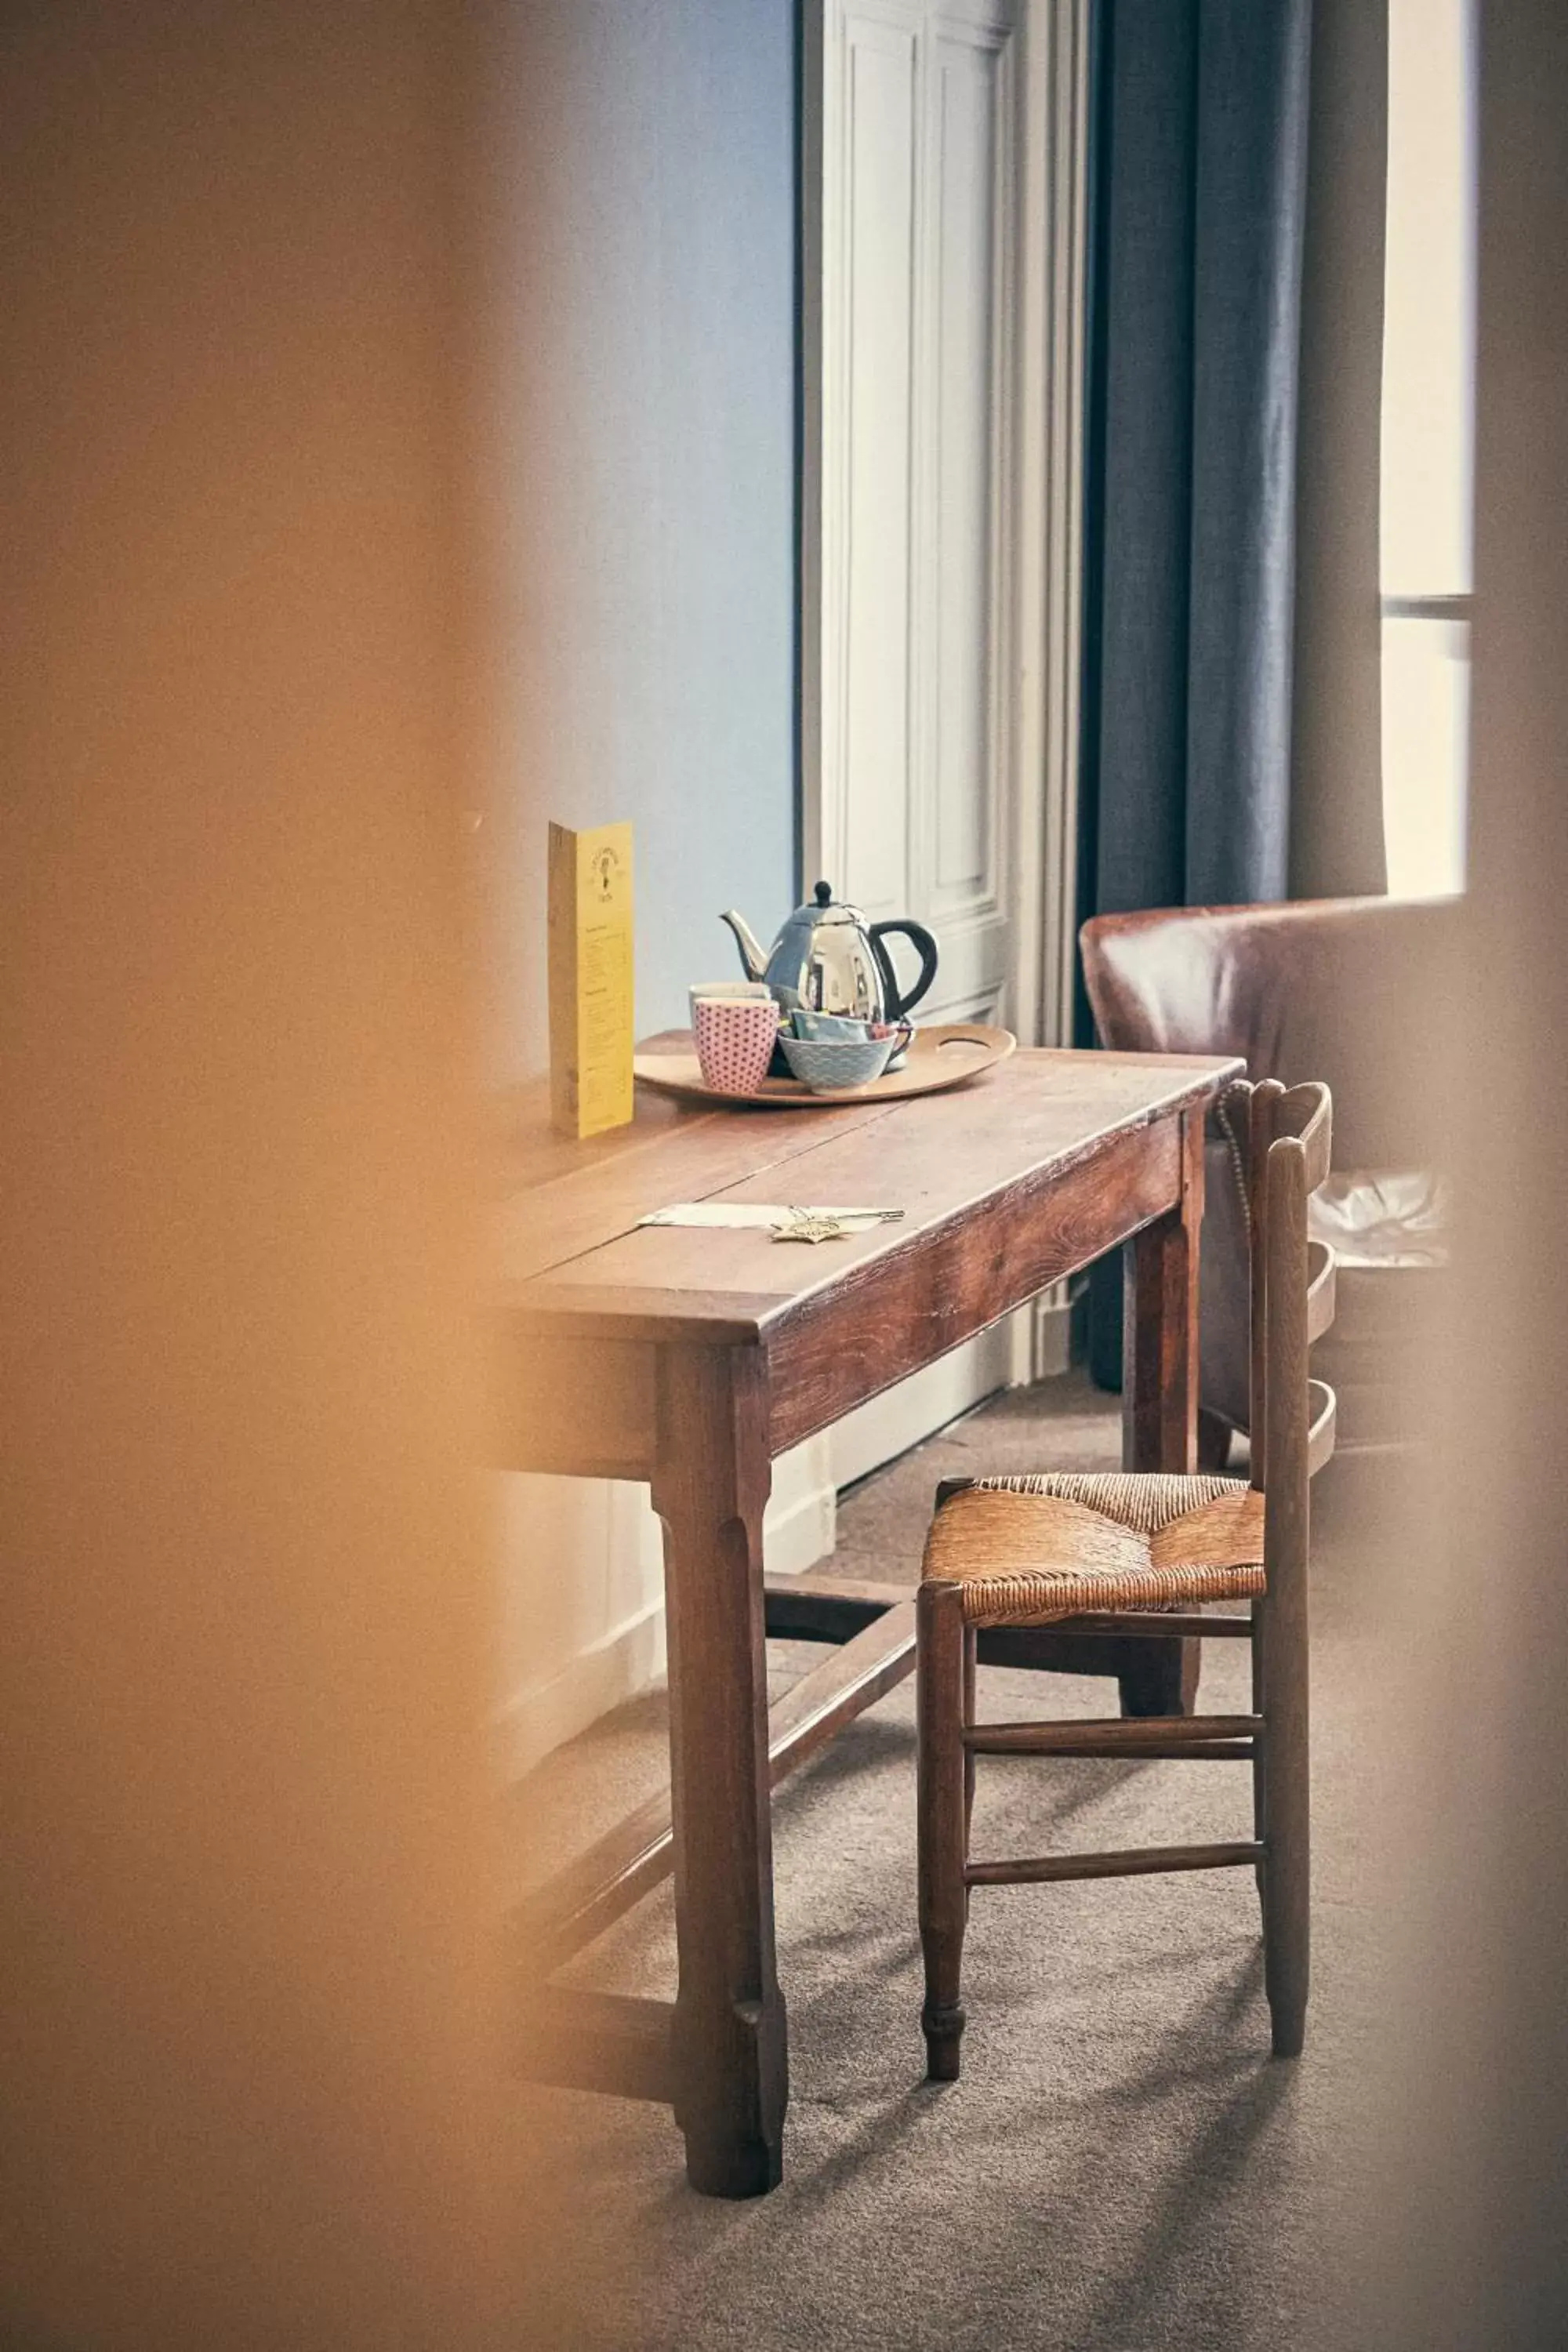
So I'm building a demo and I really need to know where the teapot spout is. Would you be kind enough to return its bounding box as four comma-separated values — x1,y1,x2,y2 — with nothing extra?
720,909,769,982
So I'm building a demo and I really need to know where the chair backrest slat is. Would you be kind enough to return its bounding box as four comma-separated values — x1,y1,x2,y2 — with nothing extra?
1306,1379,1338,1479
1231,1077,1335,1510
1305,1240,1336,1345
1277,1083,1333,1193
1250,1079,1337,1610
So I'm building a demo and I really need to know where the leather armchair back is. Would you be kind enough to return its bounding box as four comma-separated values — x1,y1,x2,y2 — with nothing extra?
1081,895,1462,1171
1080,895,1461,1445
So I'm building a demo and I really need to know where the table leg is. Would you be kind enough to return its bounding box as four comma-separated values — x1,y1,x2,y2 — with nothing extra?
1120,1109,1204,1716
651,1342,787,2198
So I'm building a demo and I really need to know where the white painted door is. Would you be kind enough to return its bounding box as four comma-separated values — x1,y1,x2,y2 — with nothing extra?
804,0,1025,1476
805,0,1018,1027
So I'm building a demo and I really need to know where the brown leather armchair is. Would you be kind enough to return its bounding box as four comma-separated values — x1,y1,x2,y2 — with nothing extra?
1080,895,1460,1457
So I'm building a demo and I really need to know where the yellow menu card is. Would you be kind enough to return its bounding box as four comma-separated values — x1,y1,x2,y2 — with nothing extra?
548,820,634,1138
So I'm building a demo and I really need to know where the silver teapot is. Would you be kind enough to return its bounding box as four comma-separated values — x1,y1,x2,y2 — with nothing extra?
720,880,938,1025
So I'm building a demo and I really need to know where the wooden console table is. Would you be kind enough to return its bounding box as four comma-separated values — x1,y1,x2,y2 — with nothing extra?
500,1042,1242,2198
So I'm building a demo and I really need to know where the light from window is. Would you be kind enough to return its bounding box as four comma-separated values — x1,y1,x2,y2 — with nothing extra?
1381,0,1476,897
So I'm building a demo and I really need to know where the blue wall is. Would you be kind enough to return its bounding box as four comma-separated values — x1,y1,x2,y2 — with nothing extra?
479,0,798,1061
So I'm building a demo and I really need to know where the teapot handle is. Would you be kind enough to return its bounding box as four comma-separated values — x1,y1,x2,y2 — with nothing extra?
869,919,939,1020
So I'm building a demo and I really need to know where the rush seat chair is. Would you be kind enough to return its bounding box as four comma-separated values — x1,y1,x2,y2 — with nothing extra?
916,1080,1336,2078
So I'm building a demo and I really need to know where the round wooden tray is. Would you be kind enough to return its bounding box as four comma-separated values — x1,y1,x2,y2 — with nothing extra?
633,1021,1017,1109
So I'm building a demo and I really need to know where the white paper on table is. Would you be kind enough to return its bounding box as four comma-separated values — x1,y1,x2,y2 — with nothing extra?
637,1202,903,1231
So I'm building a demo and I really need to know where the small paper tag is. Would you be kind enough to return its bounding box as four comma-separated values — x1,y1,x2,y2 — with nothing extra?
637,1203,904,1232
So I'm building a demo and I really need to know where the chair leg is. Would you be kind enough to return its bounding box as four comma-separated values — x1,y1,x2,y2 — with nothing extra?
1258,1585,1311,2057
1197,1406,1233,1473
962,1625,977,1849
1250,1606,1268,1927
1117,1634,1201,1719
918,1584,970,2082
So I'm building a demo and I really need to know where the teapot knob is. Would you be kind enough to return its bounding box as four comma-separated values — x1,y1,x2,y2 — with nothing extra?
813,879,833,906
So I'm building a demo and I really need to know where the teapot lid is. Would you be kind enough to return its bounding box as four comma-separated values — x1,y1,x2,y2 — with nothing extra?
802,878,862,925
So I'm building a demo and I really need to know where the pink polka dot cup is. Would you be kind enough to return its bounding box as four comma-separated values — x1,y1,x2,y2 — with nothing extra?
692,990,781,1094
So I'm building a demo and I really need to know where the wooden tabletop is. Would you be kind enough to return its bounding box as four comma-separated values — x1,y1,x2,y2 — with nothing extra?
499,1040,1242,1345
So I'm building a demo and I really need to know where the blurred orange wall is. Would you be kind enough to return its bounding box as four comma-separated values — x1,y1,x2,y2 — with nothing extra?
0,7,518,2345
1359,0,1568,2341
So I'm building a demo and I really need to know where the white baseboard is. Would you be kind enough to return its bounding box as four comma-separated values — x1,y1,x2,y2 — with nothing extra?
1029,1278,1084,1377
763,1478,837,1577
761,1432,837,1577
499,1436,837,1783
497,1592,667,1784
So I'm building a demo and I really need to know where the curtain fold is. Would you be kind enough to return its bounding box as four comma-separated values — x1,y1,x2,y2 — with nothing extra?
1082,0,1314,928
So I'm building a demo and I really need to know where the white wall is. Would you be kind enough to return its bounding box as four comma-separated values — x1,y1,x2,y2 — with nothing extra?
475,0,798,1045
472,0,814,1777
495,1451,836,1783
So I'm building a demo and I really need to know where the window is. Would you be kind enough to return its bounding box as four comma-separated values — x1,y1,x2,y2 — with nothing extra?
1380,0,1478,897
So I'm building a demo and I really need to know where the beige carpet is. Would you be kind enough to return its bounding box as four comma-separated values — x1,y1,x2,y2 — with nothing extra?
505,1373,1388,2351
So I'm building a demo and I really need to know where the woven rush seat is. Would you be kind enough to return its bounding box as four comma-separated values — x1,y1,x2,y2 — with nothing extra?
920,1473,1266,1628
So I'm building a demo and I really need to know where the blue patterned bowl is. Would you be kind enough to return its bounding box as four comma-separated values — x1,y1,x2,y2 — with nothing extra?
779,1032,897,1093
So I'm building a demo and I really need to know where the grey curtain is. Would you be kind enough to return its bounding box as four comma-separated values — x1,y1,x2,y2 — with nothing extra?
1080,0,1315,1385
1080,0,1314,927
